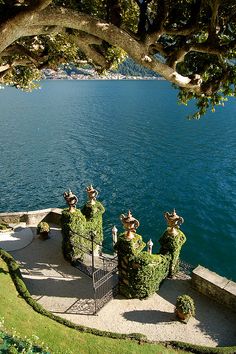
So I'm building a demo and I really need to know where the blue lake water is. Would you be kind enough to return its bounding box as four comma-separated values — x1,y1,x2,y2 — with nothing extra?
0,80,235,280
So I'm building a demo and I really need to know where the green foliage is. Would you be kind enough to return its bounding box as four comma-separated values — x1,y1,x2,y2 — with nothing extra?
36,222,50,235
61,209,87,261
4,66,42,91
168,341,236,354
81,200,105,243
0,330,49,353
114,233,146,257
115,229,186,299
176,50,236,118
159,230,186,277
126,252,170,299
115,234,170,299
175,294,196,317
0,222,11,231
39,34,82,69
105,47,127,70
61,201,105,262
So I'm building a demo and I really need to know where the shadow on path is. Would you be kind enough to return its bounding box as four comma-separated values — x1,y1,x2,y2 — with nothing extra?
123,309,175,324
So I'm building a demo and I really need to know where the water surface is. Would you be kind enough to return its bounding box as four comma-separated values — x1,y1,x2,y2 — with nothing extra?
0,80,235,280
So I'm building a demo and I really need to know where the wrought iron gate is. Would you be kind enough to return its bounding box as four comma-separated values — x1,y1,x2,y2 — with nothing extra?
71,231,119,314
92,255,118,313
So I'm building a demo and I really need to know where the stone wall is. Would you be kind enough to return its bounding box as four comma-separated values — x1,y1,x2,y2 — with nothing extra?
0,208,62,226
192,265,236,312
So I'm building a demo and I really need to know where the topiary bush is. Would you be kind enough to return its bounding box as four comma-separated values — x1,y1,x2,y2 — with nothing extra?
0,223,12,232
36,222,50,240
115,228,187,299
61,201,105,263
175,294,196,323
81,200,105,246
115,233,171,298
37,222,50,234
61,209,87,262
159,229,186,277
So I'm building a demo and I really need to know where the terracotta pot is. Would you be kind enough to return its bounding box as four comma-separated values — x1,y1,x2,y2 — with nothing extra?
39,231,50,240
175,308,191,323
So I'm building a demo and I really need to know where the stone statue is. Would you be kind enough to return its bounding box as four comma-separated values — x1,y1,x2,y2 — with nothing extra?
120,210,140,240
86,185,98,206
164,209,184,236
63,189,78,213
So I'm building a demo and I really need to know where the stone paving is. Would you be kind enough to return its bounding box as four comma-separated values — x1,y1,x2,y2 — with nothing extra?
2,226,235,347
0,223,33,251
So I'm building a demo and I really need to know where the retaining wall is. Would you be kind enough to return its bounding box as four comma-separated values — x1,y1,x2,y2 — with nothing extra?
0,208,62,226
192,265,236,312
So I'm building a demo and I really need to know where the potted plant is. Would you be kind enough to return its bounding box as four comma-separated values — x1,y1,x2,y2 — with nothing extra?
175,294,195,323
0,222,13,233
37,221,50,240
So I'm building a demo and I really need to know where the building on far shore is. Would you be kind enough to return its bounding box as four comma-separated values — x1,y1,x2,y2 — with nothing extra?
42,67,164,81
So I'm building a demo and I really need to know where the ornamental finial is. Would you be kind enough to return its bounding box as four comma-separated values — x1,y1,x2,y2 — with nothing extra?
120,210,140,240
86,184,98,205
164,209,184,236
63,189,78,213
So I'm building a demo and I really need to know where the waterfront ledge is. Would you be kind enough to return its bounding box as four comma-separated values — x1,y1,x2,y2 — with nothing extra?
192,265,236,312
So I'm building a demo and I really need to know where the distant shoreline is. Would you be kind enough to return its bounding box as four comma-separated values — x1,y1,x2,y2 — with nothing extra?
42,68,165,81
43,76,165,81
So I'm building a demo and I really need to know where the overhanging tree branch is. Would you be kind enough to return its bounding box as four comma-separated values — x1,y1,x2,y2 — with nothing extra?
25,6,201,91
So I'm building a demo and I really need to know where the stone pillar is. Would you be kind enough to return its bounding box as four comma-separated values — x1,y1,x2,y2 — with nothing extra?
61,209,87,262
114,233,146,298
159,209,186,277
81,200,105,247
159,229,186,277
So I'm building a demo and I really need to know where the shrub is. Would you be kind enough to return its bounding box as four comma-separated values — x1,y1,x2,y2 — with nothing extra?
36,222,50,235
61,201,105,262
0,223,12,232
115,234,171,298
175,294,196,319
0,330,49,353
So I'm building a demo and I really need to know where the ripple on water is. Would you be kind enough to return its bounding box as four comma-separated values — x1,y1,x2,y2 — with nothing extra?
0,80,235,280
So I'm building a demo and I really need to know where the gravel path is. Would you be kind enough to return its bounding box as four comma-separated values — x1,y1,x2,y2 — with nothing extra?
0,224,33,251
9,226,236,347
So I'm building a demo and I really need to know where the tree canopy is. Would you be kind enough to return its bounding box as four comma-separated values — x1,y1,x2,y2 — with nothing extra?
1,0,236,117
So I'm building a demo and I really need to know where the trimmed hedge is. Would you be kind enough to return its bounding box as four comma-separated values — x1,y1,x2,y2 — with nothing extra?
114,230,186,299
159,229,186,277
81,200,105,244
61,209,87,261
115,233,171,298
166,341,236,354
61,201,105,262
